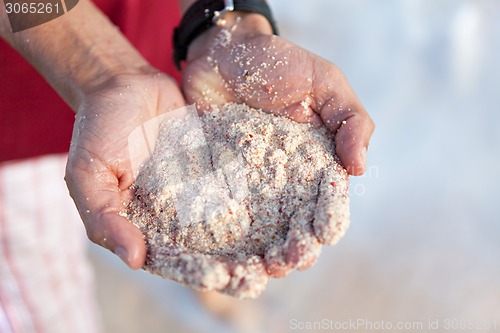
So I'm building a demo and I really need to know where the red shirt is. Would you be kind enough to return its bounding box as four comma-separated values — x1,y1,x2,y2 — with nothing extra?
0,0,181,162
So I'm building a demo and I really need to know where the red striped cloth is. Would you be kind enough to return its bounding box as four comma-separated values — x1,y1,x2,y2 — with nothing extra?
0,154,100,333
0,1,181,331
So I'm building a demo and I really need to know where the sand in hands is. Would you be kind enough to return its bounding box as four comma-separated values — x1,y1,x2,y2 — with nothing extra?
126,103,350,298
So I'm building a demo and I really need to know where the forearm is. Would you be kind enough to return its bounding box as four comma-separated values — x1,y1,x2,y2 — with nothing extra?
0,0,151,111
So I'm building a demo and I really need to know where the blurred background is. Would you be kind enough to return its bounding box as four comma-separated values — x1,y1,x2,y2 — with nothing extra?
90,0,500,332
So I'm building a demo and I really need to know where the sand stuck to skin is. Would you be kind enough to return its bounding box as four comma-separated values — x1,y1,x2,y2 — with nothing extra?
126,103,350,298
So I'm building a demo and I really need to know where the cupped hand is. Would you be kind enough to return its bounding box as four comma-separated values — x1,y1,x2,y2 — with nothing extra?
65,71,185,269
183,17,374,176
65,70,270,297
182,16,374,278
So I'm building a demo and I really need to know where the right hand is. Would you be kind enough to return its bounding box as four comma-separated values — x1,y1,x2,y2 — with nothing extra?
65,70,185,269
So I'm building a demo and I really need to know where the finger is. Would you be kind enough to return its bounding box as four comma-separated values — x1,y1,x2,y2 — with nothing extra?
219,255,269,299
145,244,231,292
335,113,374,176
284,202,322,269
264,245,292,278
265,237,319,277
318,67,375,176
264,202,322,277
145,243,268,299
320,97,374,175
65,160,146,269
313,164,350,245
286,230,321,271
320,102,374,176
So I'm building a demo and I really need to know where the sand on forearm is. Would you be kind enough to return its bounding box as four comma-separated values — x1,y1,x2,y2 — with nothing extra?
125,103,350,298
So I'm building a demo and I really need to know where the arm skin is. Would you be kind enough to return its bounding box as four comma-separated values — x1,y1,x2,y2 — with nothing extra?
0,0,150,110
1,0,185,269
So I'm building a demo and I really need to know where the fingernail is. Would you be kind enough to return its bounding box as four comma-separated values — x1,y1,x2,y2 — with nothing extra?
360,146,368,168
115,246,129,264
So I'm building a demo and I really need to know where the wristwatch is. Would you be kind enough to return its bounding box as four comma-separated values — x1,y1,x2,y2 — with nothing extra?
173,0,279,69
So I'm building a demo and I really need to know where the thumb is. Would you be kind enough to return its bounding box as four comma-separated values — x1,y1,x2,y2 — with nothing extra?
320,98,375,176
65,161,146,269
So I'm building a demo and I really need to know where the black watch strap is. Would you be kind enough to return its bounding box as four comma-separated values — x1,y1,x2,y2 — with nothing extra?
173,0,279,70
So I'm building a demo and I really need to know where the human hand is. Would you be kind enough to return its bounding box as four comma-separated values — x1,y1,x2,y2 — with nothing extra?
183,14,374,176
181,13,374,278
65,70,268,298
65,70,185,269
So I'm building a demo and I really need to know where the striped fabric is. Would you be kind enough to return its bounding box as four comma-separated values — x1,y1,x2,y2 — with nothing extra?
0,154,101,333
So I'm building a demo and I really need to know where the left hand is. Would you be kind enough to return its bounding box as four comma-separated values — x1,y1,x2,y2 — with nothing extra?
181,13,375,278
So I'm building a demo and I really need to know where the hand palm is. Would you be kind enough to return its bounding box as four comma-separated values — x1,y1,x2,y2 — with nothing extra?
181,33,371,282
65,73,184,269
185,34,347,122
183,33,373,175
66,30,373,297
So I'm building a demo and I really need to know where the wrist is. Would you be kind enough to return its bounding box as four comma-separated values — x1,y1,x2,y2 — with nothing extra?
175,0,278,68
70,43,155,106
42,2,154,110
187,11,273,61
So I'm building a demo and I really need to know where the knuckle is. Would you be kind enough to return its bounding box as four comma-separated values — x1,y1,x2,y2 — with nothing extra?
85,222,104,246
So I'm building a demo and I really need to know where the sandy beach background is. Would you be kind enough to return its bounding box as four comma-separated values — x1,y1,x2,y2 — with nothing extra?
89,1,500,332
